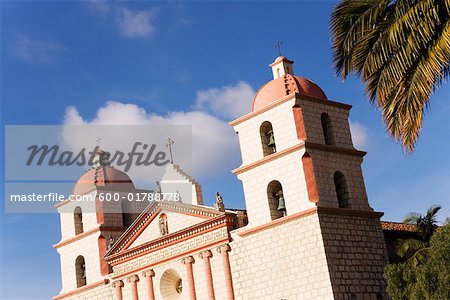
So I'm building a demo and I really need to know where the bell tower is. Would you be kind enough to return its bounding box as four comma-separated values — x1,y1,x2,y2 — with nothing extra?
54,150,148,297
230,56,388,299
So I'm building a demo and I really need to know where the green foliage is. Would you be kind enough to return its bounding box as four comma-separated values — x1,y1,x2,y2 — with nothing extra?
396,205,441,264
330,0,450,152
384,224,450,299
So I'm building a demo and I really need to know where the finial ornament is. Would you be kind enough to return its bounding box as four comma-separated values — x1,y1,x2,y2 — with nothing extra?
214,192,225,212
166,138,174,163
155,181,162,195
96,137,102,148
276,41,283,56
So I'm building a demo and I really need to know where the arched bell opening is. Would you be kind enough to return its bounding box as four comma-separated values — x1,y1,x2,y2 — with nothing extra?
260,121,276,157
74,206,83,235
267,180,286,220
334,171,350,208
321,113,335,145
75,255,86,288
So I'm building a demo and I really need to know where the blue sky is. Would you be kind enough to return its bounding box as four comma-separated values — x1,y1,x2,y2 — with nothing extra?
1,1,449,299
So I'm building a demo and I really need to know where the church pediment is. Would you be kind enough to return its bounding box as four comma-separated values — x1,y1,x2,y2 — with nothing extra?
105,200,230,258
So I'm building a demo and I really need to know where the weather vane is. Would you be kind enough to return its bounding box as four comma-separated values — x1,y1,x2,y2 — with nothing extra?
166,138,174,163
276,41,283,56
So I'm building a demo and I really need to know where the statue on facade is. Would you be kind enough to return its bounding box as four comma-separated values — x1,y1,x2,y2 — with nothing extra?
159,215,169,236
108,235,114,250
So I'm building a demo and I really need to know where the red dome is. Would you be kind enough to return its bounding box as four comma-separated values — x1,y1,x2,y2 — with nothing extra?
72,166,135,195
252,74,327,111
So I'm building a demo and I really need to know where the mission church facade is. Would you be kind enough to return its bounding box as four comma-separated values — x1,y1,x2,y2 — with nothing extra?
54,56,390,300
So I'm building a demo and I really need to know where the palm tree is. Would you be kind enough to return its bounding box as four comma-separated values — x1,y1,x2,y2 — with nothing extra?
330,0,450,152
396,205,441,265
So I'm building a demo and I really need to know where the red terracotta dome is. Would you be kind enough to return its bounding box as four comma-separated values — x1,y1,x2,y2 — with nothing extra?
72,166,135,195
252,74,327,111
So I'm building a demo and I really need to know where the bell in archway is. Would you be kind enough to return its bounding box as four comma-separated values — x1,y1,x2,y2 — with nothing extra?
276,191,286,212
267,130,276,148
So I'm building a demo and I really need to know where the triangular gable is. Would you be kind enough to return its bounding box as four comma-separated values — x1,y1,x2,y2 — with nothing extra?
105,201,225,257
128,210,209,249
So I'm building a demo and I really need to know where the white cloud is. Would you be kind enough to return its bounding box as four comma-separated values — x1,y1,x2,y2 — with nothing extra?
62,101,240,183
349,121,369,149
115,8,156,38
86,2,157,39
11,35,65,65
88,0,110,16
194,81,255,120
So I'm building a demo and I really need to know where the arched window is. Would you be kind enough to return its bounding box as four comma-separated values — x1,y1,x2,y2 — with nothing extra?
74,206,83,235
260,121,276,157
334,171,350,208
321,113,335,145
267,180,286,220
121,200,133,228
75,255,86,288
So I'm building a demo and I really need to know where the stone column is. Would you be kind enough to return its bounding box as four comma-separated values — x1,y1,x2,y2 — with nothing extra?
181,256,197,300
142,269,156,300
127,275,140,300
199,250,215,300
112,280,124,300
217,244,235,300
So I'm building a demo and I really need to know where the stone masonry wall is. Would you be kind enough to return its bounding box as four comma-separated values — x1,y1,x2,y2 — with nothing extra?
229,212,335,300
318,212,388,300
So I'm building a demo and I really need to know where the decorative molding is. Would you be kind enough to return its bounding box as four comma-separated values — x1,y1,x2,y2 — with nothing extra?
53,228,100,249
230,94,296,126
237,207,318,237
216,244,231,254
305,142,366,157
126,274,139,283
142,269,155,278
53,226,125,249
199,250,213,259
112,280,124,288
232,142,305,175
229,92,352,127
181,255,195,265
317,206,384,219
106,216,233,267
53,279,109,300
297,94,352,110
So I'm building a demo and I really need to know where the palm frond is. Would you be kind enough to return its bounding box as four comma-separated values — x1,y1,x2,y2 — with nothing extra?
330,0,450,152
396,238,427,258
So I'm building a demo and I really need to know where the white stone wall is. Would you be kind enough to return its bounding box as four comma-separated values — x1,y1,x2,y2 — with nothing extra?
58,191,99,241
233,98,299,166
56,233,104,293
237,149,315,227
